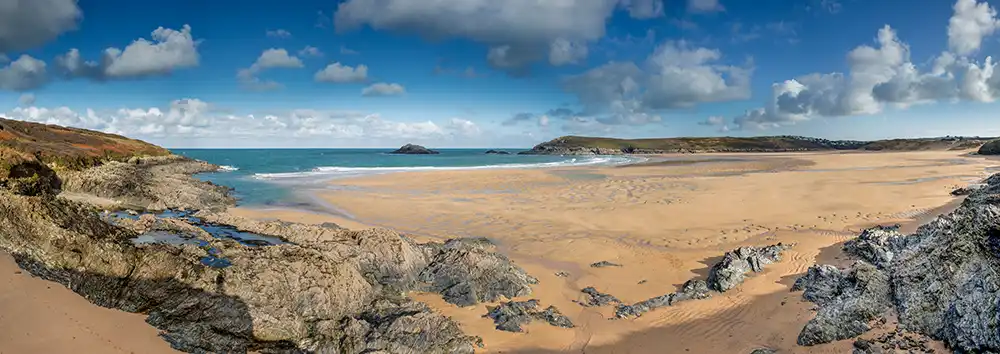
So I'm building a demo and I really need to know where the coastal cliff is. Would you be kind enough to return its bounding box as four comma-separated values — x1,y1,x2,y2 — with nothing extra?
520,135,994,155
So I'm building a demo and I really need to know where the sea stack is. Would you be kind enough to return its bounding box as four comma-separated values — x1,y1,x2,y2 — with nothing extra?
390,143,440,154
485,149,511,155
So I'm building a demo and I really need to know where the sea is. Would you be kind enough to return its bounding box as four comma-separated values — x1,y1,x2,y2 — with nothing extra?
173,148,638,208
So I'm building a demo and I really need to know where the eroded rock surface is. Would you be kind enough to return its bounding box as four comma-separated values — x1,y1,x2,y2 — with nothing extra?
842,225,911,269
615,279,710,319
580,286,621,307
794,262,892,346
390,144,439,155
707,243,791,292
484,299,574,332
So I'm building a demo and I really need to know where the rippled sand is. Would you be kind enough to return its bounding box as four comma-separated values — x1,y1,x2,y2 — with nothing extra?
307,151,988,353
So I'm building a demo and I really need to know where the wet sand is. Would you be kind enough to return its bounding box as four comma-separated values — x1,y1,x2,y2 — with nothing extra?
306,150,990,353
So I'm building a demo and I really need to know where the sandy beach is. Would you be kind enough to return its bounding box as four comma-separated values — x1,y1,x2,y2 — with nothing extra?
0,149,990,353
289,150,989,353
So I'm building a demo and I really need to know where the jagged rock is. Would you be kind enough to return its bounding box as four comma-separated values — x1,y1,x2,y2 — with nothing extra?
749,349,777,354
852,339,882,354
590,260,622,268
977,139,1000,155
554,271,570,277
580,287,621,307
484,299,574,332
390,144,439,155
484,150,510,155
418,238,537,307
615,279,710,318
951,183,986,196
794,262,892,346
842,225,912,269
707,243,790,292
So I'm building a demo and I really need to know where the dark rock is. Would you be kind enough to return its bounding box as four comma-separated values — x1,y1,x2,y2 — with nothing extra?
554,271,570,277
418,238,537,307
484,299,574,332
580,287,621,307
749,349,777,354
484,150,511,155
590,260,622,268
842,225,911,268
615,279,710,318
951,183,986,196
977,139,1000,155
707,243,791,292
794,262,892,346
390,144,439,155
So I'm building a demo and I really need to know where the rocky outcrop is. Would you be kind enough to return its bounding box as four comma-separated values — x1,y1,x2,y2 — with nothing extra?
707,243,791,292
791,172,1000,352
590,260,622,268
59,155,234,211
951,183,986,196
614,279,710,319
418,238,537,307
977,139,1000,155
580,287,621,307
484,150,510,155
841,225,911,269
484,300,574,332
390,144,439,155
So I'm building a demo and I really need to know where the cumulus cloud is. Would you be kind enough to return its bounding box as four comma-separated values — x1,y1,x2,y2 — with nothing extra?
237,48,304,90
18,93,35,106
56,25,200,80
0,55,47,91
298,46,324,57
698,115,729,132
549,38,589,66
4,100,485,147
266,29,292,38
502,112,537,126
948,0,1000,56
0,0,81,53
688,0,724,13
556,40,749,126
334,0,627,74
314,62,368,83
620,0,665,19
729,0,1000,131
361,82,406,96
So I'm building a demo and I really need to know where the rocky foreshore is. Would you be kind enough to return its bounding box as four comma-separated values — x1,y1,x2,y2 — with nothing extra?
0,151,543,353
790,174,1000,352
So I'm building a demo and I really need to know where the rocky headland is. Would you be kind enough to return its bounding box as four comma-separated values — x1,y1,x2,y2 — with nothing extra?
520,135,996,155
977,139,1000,155
0,118,546,353
390,144,440,155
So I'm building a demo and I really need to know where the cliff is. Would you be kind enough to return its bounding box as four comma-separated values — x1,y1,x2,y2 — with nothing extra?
520,135,995,155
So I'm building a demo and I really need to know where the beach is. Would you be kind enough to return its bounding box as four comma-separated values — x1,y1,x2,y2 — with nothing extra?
262,150,986,353
0,149,991,353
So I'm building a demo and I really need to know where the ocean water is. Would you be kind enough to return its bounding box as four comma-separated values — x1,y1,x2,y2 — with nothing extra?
172,149,636,208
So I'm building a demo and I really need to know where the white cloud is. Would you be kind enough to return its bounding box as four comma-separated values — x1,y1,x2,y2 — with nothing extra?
559,40,750,126
0,55,47,91
538,115,550,127
948,0,1000,56
298,46,324,57
0,0,81,52
18,93,35,106
447,118,481,136
237,48,304,90
266,29,292,38
619,0,665,19
698,115,729,132
314,62,368,83
688,0,724,13
361,82,406,96
334,0,624,74
730,0,1000,131
56,25,200,80
549,38,589,66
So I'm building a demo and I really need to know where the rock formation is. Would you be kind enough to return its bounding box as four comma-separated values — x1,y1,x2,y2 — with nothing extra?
484,149,510,155
792,172,1000,352
707,243,791,292
977,139,1000,155
484,299,574,332
390,144,439,155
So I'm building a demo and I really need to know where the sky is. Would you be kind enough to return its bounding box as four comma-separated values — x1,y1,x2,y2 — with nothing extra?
1,0,1000,148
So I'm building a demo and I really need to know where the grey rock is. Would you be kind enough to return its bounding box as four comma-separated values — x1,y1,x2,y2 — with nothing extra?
977,139,1000,155
707,243,791,292
749,349,777,354
484,299,574,332
484,150,510,155
580,287,621,307
842,225,911,268
615,279,711,319
794,262,893,346
951,183,986,196
590,260,622,268
418,238,537,307
390,144,439,155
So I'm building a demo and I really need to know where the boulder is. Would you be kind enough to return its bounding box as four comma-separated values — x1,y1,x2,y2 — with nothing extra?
484,299,574,332
977,139,1000,155
707,243,790,292
390,144,439,155
794,262,892,346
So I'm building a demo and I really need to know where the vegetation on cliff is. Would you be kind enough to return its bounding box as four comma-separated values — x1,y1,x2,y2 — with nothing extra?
521,135,996,155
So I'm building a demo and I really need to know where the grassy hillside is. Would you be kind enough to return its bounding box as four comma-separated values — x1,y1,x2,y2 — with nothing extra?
0,117,171,195
523,135,995,154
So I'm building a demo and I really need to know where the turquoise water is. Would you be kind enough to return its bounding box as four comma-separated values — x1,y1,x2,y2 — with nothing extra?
172,149,635,208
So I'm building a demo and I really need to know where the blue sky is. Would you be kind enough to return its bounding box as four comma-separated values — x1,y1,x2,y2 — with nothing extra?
1,0,999,148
